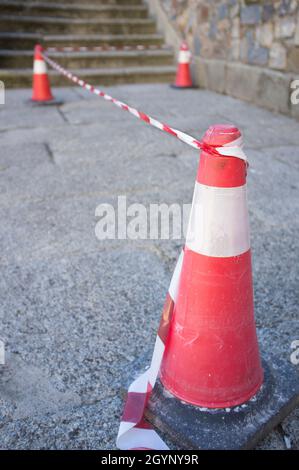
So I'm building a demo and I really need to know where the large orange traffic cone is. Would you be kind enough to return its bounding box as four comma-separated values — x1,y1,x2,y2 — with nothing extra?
31,44,60,105
171,41,194,89
160,124,263,408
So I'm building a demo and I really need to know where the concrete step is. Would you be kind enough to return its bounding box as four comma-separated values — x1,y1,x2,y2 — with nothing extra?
0,32,164,50
0,1,174,88
0,49,174,69
0,1,148,19
0,15,157,35
0,65,176,88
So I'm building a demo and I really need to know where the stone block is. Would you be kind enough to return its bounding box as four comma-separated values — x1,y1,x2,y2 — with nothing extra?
240,30,254,62
248,45,269,66
262,3,275,22
229,38,240,61
274,17,296,39
194,34,201,55
257,69,291,114
195,58,208,89
194,58,226,94
231,17,240,39
198,5,209,22
208,18,217,40
256,22,274,48
226,62,261,102
269,43,287,70
240,5,261,25
279,0,297,16
218,4,228,20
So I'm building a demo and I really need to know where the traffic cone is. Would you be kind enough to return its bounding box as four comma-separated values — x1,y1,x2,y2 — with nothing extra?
31,44,60,105
171,41,194,89
159,124,264,408
118,124,299,450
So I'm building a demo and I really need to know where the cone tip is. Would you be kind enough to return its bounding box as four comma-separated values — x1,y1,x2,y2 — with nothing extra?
180,41,189,51
203,124,242,147
34,44,44,60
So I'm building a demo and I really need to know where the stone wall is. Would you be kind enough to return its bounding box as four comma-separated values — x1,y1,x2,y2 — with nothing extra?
161,0,299,73
148,0,299,119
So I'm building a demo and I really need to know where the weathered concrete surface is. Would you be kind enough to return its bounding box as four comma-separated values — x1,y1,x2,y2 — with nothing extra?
0,84,298,449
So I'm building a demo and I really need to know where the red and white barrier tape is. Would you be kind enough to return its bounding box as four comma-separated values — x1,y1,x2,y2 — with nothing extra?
42,52,204,151
117,250,184,450
42,51,247,161
46,44,169,53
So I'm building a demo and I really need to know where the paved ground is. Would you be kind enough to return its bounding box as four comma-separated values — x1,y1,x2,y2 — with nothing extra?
0,83,298,450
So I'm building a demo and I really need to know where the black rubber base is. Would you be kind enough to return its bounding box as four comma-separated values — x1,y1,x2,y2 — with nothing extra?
170,84,197,90
27,98,63,106
144,354,299,449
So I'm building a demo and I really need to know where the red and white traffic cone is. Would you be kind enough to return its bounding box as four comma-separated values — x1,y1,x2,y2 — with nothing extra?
160,124,263,408
31,44,60,105
171,41,194,89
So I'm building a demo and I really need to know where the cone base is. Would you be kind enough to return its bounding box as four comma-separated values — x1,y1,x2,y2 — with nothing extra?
29,98,63,106
170,84,197,89
144,356,299,449
160,375,263,409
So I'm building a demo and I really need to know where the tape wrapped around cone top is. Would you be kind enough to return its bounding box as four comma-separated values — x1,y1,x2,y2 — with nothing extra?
117,125,262,449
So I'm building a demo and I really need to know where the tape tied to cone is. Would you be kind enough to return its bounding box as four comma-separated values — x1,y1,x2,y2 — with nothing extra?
116,125,257,450
160,126,262,410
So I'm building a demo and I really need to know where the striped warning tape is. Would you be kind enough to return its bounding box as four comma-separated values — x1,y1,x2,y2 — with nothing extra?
42,51,203,151
42,51,247,161
117,250,184,450
46,44,170,53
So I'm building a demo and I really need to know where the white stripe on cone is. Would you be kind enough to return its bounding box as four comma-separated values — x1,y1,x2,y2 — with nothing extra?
178,50,191,64
33,59,48,75
186,182,250,257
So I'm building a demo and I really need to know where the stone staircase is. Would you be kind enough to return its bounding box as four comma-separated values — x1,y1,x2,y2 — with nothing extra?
0,0,175,88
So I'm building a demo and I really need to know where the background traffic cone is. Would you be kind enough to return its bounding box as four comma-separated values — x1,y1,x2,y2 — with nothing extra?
171,41,194,89
31,44,61,105
160,124,263,408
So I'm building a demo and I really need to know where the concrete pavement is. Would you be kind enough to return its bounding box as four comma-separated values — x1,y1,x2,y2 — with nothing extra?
0,84,298,449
